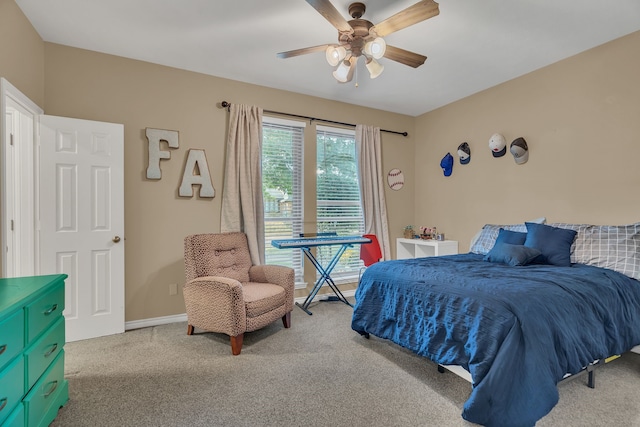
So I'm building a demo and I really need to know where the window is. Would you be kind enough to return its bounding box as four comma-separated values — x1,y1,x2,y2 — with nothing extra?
262,117,305,285
316,126,364,282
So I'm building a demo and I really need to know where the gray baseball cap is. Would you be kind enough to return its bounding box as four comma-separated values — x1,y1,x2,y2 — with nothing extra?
510,137,529,164
457,142,471,164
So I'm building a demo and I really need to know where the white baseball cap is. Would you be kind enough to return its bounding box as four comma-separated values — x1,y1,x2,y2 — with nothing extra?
489,133,507,157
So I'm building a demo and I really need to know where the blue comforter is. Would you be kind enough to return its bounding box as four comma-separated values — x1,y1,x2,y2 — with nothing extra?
351,254,640,427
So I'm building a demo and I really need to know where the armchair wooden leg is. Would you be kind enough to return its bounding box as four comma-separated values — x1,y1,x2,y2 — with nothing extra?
187,324,194,335
230,333,244,355
282,312,291,328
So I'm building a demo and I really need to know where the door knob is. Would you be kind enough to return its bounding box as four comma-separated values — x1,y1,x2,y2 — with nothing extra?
112,236,121,243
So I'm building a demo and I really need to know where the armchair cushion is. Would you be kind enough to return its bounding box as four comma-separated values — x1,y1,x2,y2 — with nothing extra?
249,264,295,312
242,283,286,318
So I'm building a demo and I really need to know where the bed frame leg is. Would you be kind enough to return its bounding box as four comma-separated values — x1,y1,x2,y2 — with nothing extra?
437,364,445,374
587,368,595,388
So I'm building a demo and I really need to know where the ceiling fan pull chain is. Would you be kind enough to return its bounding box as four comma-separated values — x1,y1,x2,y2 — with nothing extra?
355,62,359,88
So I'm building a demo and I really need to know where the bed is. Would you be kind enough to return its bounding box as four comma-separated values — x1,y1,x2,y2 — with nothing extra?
351,221,640,427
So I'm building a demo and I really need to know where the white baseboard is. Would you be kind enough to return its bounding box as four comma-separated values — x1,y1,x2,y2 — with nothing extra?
125,313,187,331
125,289,357,331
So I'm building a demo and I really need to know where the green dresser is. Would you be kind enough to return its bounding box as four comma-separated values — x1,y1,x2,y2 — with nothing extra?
0,275,68,427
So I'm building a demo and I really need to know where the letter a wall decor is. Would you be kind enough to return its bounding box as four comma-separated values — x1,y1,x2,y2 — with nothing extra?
179,149,215,198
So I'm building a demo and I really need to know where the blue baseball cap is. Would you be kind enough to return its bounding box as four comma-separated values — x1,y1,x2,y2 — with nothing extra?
440,152,454,177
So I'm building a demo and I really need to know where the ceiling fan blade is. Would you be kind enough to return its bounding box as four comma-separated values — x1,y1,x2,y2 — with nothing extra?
277,44,330,59
371,0,440,37
305,0,354,34
383,45,427,68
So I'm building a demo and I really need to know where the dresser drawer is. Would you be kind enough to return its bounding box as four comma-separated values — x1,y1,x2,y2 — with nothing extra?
23,351,66,427
25,284,65,343
0,357,24,425
0,310,24,372
25,317,65,391
1,402,24,427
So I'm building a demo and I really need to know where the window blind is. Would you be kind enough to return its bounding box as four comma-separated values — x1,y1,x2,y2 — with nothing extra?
262,118,305,286
316,126,364,281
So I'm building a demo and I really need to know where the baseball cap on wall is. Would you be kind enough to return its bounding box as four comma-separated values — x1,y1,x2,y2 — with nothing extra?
457,142,471,164
489,133,507,157
440,152,454,177
510,137,529,164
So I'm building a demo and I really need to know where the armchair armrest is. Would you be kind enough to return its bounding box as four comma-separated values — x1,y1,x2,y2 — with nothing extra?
249,265,294,289
184,275,242,292
183,276,246,336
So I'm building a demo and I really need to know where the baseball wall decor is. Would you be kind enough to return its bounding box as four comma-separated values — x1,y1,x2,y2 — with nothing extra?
387,168,405,190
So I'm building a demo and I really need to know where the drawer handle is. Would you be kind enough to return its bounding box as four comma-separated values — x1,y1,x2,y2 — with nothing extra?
44,380,58,398
44,303,58,315
0,398,6,412
45,343,59,357
0,344,6,355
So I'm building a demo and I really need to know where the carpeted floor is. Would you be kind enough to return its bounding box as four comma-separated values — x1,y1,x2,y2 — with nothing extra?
51,298,640,426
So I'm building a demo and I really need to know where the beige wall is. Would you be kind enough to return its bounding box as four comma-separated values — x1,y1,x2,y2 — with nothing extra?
414,30,640,252
3,0,640,322
0,0,45,277
0,0,44,106
42,43,416,321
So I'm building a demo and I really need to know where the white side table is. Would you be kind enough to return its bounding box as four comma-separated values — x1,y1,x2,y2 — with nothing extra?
396,238,458,260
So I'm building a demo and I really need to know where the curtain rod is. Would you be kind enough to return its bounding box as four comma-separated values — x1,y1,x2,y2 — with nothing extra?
219,101,408,137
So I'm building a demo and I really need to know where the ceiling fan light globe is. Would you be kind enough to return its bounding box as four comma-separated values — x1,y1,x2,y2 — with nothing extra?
364,37,386,60
326,45,347,66
333,59,352,82
366,58,384,79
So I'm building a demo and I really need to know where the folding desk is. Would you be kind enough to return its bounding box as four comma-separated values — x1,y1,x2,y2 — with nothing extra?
271,234,371,315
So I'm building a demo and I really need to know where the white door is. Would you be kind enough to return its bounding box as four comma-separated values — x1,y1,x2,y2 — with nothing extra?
1,78,41,278
3,97,36,277
39,115,125,342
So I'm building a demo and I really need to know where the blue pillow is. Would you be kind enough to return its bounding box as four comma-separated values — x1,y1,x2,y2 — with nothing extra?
484,243,542,266
494,228,527,246
524,222,577,267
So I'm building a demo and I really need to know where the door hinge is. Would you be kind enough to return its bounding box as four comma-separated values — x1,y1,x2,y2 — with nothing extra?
11,219,14,231
10,133,14,146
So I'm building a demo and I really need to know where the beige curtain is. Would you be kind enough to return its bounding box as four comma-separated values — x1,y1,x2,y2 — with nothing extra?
221,104,265,265
356,124,391,260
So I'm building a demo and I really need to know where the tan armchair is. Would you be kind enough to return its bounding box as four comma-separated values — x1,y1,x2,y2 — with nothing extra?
183,232,294,355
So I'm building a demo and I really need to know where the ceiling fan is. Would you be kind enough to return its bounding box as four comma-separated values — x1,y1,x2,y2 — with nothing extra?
277,0,440,83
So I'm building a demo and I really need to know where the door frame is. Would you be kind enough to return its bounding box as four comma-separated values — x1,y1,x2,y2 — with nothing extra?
1,78,43,277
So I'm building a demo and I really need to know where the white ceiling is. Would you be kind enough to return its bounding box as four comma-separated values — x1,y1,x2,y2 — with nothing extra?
15,0,640,116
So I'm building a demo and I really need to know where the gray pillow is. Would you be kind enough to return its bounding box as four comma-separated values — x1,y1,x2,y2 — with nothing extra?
470,224,527,255
548,223,590,263
571,223,640,281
